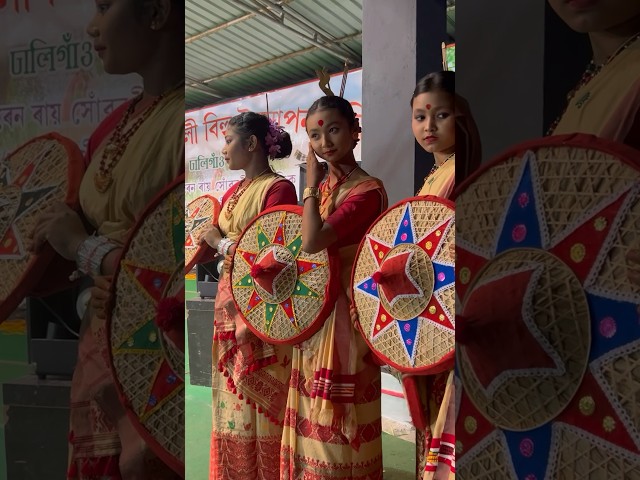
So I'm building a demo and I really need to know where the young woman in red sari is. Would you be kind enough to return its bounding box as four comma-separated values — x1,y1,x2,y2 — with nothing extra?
29,0,184,478
202,112,299,480
349,71,480,479
278,95,388,479
410,71,459,480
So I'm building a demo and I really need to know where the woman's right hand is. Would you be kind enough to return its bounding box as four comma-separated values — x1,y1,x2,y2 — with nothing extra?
197,226,223,249
90,275,112,320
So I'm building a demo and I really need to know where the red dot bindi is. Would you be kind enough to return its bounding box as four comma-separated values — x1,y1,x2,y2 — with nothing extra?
318,119,324,126
426,104,431,110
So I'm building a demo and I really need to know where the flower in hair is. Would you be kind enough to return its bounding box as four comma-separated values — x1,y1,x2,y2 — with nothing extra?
265,119,284,155
269,144,281,157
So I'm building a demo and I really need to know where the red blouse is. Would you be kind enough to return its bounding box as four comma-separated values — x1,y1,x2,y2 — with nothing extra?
220,177,298,210
325,188,387,248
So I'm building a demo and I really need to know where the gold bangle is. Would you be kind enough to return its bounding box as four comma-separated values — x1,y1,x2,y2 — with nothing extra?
303,187,320,201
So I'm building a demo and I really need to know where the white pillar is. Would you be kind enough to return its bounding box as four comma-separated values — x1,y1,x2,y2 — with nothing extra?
362,0,447,205
362,0,418,206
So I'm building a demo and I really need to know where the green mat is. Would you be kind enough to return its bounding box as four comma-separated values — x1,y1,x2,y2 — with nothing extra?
185,278,197,301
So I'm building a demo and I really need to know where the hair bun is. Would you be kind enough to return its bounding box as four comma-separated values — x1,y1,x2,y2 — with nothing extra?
273,129,292,159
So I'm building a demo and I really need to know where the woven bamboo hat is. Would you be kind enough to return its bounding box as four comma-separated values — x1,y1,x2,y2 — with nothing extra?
0,133,84,322
455,134,640,479
351,196,455,374
107,175,185,476
184,194,220,273
231,205,339,345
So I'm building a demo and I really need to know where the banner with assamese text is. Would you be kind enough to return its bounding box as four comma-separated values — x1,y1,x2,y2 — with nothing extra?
184,69,362,203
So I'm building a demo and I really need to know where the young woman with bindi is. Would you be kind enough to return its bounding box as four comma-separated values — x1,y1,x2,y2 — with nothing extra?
29,0,185,477
202,112,299,480
348,71,480,479
278,95,388,479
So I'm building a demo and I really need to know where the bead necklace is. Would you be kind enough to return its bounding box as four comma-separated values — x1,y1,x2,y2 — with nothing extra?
420,152,454,190
546,31,640,136
94,93,166,193
224,167,272,220
319,165,360,216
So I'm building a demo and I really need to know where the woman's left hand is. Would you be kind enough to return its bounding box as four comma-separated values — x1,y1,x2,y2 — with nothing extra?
29,201,88,260
627,248,640,287
223,254,233,274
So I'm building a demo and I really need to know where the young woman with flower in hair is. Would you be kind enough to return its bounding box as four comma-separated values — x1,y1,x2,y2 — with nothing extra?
277,95,388,479
30,0,184,477
202,111,299,480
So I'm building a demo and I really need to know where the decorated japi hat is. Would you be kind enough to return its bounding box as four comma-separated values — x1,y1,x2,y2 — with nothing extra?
107,175,185,476
351,196,455,374
231,205,339,345
454,133,640,479
184,194,221,273
0,133,84,322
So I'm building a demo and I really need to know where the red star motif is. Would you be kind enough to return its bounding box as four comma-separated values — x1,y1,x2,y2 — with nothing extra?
371,301,395,340
0,228,20,256
367,237,392,267
123,262,172,304
12,162,35,188
555,370,638,452
423,295,454,330
460,268,560,390
455,247,488,302
244,291,264,314
549,190,629,284
1,160,57,260
142,359,183,418
238,250,258,266
375,250,422,306
251,249,288,296
457,388,497,453
272,215,287,246
417,217,452,258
